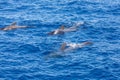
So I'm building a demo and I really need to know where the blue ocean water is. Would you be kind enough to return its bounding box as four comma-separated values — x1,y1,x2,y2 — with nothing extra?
0,0,120,80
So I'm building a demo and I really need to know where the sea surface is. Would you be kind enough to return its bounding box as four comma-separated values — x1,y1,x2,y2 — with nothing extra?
0,0,120,80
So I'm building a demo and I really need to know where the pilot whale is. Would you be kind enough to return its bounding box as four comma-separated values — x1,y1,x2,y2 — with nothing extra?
45,41,92,59
60,41,92,52
0,22,28,31
48,22,84,35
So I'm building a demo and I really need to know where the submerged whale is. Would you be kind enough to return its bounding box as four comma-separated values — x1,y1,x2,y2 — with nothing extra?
0,22,28,31
48,22,84,35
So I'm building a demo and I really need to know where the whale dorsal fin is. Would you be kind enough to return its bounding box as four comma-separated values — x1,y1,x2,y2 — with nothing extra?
10,22,17,26
59,25,65,30
60,43,66,51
